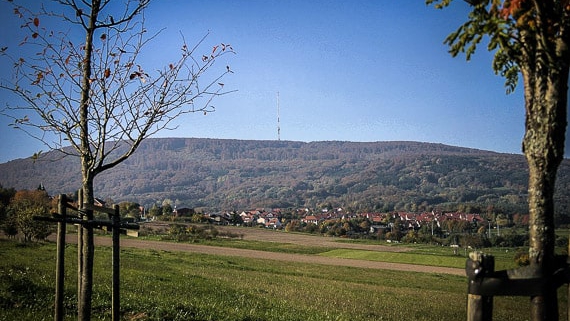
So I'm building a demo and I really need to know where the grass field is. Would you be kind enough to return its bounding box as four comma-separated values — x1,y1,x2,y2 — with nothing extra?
320,246,526,271
0,238,567,320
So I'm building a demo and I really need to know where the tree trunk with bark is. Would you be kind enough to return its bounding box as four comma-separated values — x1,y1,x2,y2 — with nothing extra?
78,179,95,320
521,24,569,320
77,1,100,320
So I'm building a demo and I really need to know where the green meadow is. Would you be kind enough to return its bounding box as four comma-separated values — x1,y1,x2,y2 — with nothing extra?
0,238,567,320
319,246,526,271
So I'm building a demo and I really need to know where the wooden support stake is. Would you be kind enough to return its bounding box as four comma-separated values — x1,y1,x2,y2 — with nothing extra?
77,189,83,319
112,204,120,321
35,191,139,321
467,252,494,321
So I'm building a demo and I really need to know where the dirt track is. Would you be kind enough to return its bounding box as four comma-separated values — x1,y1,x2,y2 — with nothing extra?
62,225,465,276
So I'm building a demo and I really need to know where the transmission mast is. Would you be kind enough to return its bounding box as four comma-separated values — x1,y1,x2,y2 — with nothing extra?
277,91,281,141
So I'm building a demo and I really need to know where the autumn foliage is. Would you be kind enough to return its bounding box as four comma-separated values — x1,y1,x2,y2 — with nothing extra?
499,0,526,19
428,0,570,319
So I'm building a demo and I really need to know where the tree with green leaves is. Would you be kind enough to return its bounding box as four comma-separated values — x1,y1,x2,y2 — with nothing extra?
147,203,161,218
162,202,173,217
118,201,141,220
0,0,234,319
0,184,16,234
7,189,53,242
427,1,569,319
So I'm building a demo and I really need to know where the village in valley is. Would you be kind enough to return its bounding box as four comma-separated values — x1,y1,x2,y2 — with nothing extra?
135,203,530,248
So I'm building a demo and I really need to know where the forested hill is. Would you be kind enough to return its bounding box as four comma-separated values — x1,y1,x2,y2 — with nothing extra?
1,138,569,216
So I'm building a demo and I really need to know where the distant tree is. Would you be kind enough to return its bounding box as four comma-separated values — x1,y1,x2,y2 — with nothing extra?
496,213,510,229
318,221,328,234
8,189,53,241
14,205,52,241
229,211,243,226
462,234,487,249
305,222,319,234
0,185,16,231
119,201,141,220
375,228,386,240
444,219,470,234
284,221,298,232
390,218,403,241
401,230,418,243
0,185,16,207
0,1,234,319
427,1,569,319
359,219,371,232
147,203,161,218
2,216,18,239
162,203,173,217
191,213,206,224
512,213,523,226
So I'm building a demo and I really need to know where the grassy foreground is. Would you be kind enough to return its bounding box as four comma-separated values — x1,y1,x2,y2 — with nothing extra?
0,239,566,320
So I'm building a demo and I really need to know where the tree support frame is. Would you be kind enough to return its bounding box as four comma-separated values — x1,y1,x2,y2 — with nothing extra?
34,194,139,321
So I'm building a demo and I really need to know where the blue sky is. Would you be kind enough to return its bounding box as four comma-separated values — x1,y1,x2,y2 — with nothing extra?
0,1,534,163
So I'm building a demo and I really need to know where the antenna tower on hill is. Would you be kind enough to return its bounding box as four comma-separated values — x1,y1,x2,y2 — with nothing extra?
277,91,281,141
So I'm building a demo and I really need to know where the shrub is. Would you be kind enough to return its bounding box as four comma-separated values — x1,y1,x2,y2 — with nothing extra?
514,250,530,267
168,224,189,242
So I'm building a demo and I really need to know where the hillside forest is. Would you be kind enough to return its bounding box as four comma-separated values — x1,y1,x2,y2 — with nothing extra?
1,138,569,223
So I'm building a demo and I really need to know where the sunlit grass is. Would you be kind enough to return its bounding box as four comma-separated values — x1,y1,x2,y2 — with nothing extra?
0,239,566,320
320,246,526,271
320,248,467,268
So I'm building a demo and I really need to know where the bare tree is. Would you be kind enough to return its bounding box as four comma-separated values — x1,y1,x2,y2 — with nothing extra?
427,1,569,320
0,0,235,319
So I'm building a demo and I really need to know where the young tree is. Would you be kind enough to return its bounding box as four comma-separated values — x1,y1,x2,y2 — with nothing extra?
0,0,234,319
427,1,569,320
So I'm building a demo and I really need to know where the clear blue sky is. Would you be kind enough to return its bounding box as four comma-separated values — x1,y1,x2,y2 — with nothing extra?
0,0,546,164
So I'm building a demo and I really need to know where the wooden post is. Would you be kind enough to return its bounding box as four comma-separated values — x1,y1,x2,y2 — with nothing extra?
112,204,120,321
467,252,494,321
33,194,139,321
54,194,67,321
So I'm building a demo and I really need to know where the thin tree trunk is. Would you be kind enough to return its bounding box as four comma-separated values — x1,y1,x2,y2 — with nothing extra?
77,1,101,320
77,189,83,318
78,180,95,321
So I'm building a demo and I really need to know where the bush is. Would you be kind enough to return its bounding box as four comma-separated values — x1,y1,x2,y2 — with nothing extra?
459,234,487,249
167,224,189,242
514,250,530,267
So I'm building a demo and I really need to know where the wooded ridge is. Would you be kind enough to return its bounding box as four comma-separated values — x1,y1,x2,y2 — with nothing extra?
1,138,569,217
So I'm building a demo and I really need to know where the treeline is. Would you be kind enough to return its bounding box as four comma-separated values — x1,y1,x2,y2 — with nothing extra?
283,215,570,252
0,185,149,242
3,182,568,253
1,138,570,218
